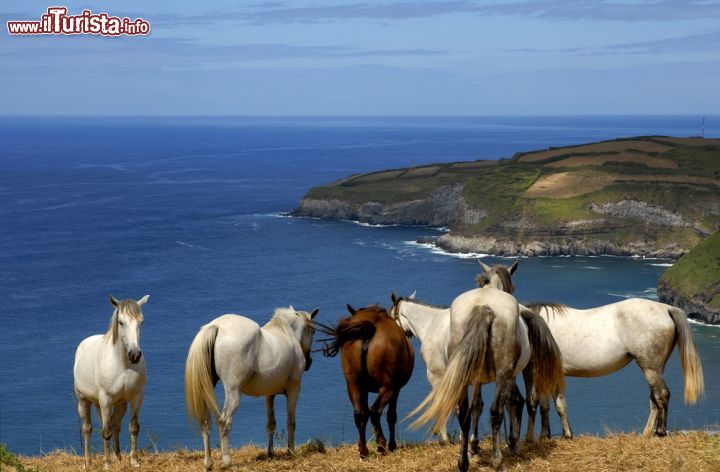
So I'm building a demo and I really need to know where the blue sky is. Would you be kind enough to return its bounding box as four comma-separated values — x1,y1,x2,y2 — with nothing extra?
2,1,719,115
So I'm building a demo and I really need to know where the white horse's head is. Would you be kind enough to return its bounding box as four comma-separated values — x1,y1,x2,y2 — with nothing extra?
283,306,319,371
476,260,518,294
109,294,148,364
389,291,416,336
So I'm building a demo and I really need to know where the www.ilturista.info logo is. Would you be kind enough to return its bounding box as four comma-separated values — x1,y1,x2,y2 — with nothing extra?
7,7,150,36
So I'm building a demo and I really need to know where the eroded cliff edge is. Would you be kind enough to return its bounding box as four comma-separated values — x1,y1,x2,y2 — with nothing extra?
657,232,720,325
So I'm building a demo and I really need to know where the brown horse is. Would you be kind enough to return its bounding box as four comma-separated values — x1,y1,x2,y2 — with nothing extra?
320,305,414,458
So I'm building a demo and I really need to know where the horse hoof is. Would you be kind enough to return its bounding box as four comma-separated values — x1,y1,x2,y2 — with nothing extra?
469,439,480,455
655,431,668,437
563,433,573,440
377,445,388,455
388,441,397,452
456,458,469,472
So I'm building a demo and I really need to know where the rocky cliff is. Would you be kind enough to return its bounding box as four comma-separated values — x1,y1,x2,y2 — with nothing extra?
657,232,720,325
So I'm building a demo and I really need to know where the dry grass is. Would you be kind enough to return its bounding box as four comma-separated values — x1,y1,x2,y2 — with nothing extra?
16,432,720,472
545,153,678,169
523,171,616,198
518,140,672,162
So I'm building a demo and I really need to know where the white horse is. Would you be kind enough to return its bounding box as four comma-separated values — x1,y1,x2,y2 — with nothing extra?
74,294,149,469
185,306,318,471
408,286,564,471
476,262,705,439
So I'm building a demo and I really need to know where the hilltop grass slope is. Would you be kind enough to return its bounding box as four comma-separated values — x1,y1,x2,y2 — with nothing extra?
10,432,720,471
294,136,720,258
658,231,720,324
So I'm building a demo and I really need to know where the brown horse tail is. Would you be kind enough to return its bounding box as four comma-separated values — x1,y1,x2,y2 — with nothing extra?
668,307,704,404
185,324,220,426
408,305,493,432
320,318,376,358
521,308,565,397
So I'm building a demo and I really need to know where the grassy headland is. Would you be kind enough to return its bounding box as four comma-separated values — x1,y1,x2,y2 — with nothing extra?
658,231,720,324
295,136,720,258
8,432,720,471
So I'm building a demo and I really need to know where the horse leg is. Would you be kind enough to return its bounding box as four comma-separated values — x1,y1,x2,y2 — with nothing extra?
638,362,670,437
456,390,472,472
369,386,394,454
128,395,142,468
506,383,524,454
539,396,552,438
218,387,241,468
349,385,370,459
554,394,573,439
77,398,92,469
111,401,127,459
286,385,301,453
387,391,399,452
490,377,511,471
522,366,537,442
201,414,213,471
469,382,484,455
98,393,113,470
265,395,276,457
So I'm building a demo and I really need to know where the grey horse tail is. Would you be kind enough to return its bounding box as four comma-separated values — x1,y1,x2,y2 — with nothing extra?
521,308,565,397
668,307,704,404
408,305,493,432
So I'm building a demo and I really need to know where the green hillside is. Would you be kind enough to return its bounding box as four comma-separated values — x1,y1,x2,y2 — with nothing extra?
299,136,720,254
659,232,720,309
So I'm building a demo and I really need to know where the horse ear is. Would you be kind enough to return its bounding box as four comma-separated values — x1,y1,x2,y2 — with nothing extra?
109,294,120,307
408,291,416,300
310,308,319,319
347,304,356,315
479,260,492,273
509,261,519,275
138,295,149,306
391,292,398,305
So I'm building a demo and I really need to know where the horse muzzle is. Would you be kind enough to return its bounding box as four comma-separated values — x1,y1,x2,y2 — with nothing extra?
304,355,312,371
128,349,142,364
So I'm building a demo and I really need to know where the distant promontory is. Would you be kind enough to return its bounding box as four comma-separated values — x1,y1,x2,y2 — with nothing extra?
293,136,720,259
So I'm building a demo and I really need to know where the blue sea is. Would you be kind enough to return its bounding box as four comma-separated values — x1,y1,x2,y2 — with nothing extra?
0,116,718,456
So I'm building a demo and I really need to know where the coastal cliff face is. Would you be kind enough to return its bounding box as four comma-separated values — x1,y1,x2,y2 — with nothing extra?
293,184,485,227
657,232,720,325
427,233,687,258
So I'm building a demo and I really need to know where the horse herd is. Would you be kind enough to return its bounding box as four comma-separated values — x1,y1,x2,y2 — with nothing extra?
73,261,705,471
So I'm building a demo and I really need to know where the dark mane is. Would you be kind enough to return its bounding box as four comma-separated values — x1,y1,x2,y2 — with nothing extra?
317,305,389,357
523,302,569,317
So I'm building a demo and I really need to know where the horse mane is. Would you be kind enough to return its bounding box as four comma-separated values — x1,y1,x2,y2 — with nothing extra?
265,307,296,335
475,265,514,294
319,306,387,358
104,300,143,345
524,302,569,317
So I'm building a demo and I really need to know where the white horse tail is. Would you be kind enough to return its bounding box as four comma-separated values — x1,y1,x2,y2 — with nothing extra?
409,305,493,432
185,324,220,425
668,307,704,404
521,309,565,398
